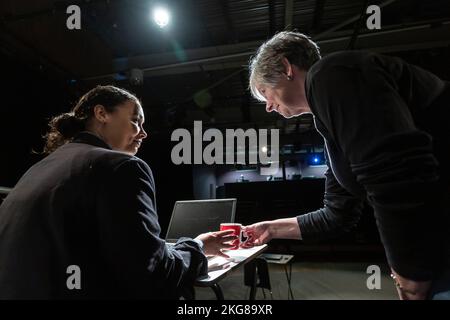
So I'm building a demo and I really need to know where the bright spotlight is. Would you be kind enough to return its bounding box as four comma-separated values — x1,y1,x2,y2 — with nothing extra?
261,146,268,153
153,7,170,28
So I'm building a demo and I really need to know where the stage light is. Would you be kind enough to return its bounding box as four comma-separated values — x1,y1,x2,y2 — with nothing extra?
307,153,324,166
153,7,170,28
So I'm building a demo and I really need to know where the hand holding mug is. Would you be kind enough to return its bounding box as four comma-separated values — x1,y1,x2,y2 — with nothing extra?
195,230,238,258
240,221,273,248
219,223,253,250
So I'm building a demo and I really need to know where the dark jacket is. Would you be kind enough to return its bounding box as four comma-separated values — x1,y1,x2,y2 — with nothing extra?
298,51,450,281
0,132,207,299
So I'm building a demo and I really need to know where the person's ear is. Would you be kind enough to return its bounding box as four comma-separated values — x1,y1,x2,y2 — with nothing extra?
93,105,109,124
281,57,293,80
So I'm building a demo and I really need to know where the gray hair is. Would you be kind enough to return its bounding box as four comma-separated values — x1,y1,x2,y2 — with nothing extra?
249,31,321,101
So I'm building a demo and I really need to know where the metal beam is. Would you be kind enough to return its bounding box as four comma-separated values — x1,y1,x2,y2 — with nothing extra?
1,0,113,22
239,70,252,123
284,0,294,30
219,0,238,43
314,0,398,40
268,0,277,36
311,0,326,33
83,20,450,80
347,0,371,50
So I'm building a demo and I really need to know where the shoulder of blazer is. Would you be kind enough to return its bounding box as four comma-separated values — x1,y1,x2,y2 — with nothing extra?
83,147,152,179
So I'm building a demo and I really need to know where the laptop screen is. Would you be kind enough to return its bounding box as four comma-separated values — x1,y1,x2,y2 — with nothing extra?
165,199,236,243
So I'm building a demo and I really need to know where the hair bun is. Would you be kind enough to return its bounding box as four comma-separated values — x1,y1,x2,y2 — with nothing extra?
51,113,84,138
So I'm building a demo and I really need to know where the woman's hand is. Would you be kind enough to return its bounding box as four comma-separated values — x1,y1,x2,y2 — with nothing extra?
195,230,238,258
241,221,274,248
390,269,432,300
241,218,301,248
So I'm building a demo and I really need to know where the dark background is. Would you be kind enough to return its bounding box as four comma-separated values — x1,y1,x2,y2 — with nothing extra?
1,0,449,258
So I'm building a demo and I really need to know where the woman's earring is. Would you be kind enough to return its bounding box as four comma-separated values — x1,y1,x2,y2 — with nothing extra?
287,75,292,81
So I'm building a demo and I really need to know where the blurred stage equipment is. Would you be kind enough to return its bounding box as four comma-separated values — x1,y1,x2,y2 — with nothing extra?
129,68,144,86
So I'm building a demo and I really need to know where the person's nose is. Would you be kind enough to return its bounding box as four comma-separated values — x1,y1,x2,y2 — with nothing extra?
139,126,148,140
266,100,275,113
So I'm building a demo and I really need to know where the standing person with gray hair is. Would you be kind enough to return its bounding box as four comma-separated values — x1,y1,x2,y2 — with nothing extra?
243,31,450,300
0,85,236,299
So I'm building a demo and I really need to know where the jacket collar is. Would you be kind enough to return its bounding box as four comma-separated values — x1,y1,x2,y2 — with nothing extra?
72,131,112,150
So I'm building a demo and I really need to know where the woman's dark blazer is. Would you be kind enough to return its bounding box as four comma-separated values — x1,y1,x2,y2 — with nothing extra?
0,132,207,299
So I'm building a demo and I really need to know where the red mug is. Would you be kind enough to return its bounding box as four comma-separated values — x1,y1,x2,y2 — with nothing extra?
220,223,252,250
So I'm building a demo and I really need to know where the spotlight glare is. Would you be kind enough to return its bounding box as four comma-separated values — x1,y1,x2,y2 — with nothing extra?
153,7,170,28
261,146,268,153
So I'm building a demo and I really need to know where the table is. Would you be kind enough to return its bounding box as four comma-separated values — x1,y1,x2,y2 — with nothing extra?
194,244,267,300
261,254,295,299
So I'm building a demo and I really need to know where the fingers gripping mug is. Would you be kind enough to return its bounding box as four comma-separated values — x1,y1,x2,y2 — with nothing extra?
220,223,253,250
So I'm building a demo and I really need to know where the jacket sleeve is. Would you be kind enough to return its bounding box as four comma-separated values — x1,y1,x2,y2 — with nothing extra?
96,158,207,298
297,155,364,240
308,64,444,280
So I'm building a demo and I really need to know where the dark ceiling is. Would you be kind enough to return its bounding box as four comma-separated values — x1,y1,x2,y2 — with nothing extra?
1,0,450,134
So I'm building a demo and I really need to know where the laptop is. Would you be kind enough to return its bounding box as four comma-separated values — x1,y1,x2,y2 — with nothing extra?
165,198,237,244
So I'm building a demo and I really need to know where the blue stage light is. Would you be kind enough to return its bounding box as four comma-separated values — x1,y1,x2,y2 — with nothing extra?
307,153,325,166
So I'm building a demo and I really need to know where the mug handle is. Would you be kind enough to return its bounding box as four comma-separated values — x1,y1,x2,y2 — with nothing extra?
241,229,254,246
